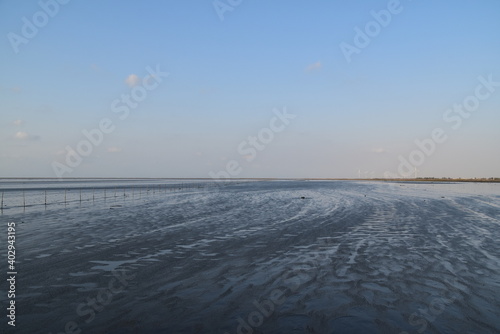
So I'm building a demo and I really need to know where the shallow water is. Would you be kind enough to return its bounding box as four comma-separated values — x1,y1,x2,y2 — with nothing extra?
1,180,499,333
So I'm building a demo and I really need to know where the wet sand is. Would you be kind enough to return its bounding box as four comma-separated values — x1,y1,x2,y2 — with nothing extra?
1,181,499,333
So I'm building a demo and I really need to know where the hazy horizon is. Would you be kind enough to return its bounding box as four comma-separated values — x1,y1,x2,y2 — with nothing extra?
2,0,499,179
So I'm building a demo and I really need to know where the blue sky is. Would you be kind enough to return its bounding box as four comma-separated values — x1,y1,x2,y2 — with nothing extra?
1,0,499,178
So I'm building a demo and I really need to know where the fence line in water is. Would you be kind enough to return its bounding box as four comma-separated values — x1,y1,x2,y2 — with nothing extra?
0,181,244,213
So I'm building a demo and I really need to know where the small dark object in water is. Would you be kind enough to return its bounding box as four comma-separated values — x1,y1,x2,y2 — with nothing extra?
300,196,306,199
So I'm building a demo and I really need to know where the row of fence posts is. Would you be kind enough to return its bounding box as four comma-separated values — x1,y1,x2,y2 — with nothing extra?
0,182,234,212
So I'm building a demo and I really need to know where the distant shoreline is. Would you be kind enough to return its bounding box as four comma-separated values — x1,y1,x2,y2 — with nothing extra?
313,178,500,183
0,177,499,183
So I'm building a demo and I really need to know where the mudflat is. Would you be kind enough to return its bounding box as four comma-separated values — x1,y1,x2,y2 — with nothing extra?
2,180,499,333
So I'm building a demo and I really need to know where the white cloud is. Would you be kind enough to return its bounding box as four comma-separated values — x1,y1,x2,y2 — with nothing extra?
13,119,24,126
305,61,322,73
14,131,40,141
107,147,121,153
0,86,22,93
37,104,53,113
14,131,29,139
125,74,140,87
371,148,387,154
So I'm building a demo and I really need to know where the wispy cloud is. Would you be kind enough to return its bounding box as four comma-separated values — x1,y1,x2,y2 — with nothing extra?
13,119,24,126
0,86,22,93
371,147,387,154
37,104,53,113
125,74,140,87
14,131,28,140
107,147,121,153
14,131,40,141
305,61,322,73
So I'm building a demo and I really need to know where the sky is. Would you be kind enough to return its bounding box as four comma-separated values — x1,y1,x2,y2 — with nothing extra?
1,0,499,179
